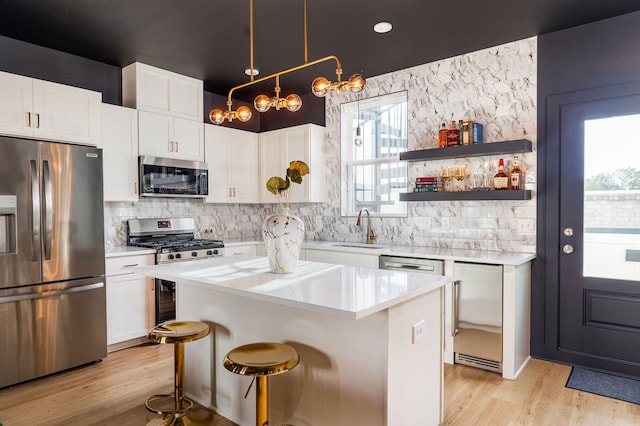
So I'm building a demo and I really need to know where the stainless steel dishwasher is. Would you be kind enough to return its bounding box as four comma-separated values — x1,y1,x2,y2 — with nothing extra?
379,255,444,275
452,262,503,373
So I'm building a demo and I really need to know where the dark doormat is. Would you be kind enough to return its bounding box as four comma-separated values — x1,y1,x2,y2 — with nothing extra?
566,366,640,405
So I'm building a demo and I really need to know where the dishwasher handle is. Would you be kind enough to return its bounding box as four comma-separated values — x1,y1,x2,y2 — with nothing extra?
452,280,460,337
383,262,435,272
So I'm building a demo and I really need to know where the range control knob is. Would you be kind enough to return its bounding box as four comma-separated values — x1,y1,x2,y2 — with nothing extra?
175,253,182,259
213,249,219,255
206,250,213,255
168,254,175,260
191,251,198,257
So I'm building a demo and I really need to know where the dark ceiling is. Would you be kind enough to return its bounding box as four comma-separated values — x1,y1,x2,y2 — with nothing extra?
1,0,640,103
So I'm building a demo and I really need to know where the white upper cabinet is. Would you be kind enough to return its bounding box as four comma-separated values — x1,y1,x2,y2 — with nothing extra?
138,110,204,161
0,71,102,145
122,62,203,122
102,104,139,202
205,124,259,203
259,123,327,203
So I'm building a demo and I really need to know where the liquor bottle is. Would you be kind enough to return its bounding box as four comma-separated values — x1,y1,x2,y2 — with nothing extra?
438,123,447,148
446,121,460,146
493,158,509,190
509,156,524,190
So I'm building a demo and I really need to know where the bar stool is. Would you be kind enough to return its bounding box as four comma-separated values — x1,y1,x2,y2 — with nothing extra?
145,321,210,425
223,342,299,426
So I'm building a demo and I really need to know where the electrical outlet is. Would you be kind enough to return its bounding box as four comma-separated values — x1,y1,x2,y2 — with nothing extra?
517,218,534,234
412,319,426,344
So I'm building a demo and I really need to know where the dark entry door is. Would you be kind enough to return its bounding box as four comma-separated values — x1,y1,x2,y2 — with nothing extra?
558,91,640,371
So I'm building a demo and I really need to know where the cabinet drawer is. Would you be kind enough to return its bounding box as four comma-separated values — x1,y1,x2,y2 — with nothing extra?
106,254,154,276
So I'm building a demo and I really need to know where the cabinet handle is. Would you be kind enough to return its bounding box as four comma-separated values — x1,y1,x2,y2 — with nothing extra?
175,141,179,152
27,112,31,127
169,141,174,152
134,182,138,194
452,280,460,337
232,187,236,197
35,113,40,128
122,263,139,268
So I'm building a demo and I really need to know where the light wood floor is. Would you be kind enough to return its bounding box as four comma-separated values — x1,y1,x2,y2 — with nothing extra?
1,343,640,425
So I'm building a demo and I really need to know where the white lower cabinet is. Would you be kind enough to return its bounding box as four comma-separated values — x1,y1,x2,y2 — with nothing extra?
105,253,155,350
204,124,259,203
301,248,380,269
101,104,139,201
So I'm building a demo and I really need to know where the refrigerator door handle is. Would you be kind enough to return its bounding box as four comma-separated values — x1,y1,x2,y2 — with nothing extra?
30,159,40,262
452,280,460,337
42,160,53,260
0,282,104,304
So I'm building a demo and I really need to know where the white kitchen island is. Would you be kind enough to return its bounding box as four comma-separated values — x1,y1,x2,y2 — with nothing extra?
136,256,449,426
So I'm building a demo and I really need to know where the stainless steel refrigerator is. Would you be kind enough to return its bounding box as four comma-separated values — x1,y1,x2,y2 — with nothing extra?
0,136,106,389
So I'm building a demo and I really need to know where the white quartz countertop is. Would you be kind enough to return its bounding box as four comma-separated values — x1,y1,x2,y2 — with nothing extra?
135,256,449,320
223,240,536,266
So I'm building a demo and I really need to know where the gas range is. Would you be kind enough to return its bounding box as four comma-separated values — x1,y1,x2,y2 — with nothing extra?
127,218,224,263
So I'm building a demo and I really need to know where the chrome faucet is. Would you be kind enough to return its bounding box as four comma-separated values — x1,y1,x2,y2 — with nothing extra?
356,207,375,244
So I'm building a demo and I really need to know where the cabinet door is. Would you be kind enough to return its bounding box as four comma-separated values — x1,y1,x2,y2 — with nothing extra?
138,110,172,157
204,124,231,202
225,243,258,257
102,104,139,202
172,117,204,161
106,274,154,345
229,129,259,203
170,74,203,121
32,80,101,145
284,126,311,203
259,131,286,203
304,248,379,269
132,64,171,113
0,71,33,137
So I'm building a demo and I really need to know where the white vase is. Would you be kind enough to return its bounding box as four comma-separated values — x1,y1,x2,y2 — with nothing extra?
262,208,305,273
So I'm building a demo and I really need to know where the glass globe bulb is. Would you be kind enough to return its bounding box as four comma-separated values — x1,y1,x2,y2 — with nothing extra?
209,108,225,125
311,77,329,97
236,106,252,122
354,126,363,146
254,94,271,113
285,94,302,112
349,74,366,93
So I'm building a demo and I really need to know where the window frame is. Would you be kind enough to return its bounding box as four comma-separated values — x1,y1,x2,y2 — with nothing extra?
340,91,408,218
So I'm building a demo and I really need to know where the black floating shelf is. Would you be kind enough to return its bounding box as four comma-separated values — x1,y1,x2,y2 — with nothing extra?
399,139,533,162
399,190,532,202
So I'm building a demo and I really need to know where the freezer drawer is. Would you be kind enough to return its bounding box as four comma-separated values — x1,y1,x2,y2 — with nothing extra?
0,278,107,388
452,262,503,373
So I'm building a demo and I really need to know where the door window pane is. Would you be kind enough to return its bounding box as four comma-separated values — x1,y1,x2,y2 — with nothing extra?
583,115,640,281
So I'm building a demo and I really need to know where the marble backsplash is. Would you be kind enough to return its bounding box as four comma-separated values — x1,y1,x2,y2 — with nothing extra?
105,36,537,253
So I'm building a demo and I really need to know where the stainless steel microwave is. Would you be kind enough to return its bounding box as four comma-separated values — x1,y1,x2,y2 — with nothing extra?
139,156,208,198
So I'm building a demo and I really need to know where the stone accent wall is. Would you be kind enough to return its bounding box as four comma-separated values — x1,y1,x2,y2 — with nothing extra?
105,36,538,253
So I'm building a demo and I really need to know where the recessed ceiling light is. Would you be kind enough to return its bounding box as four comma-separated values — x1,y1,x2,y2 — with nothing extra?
245,68,259,76
374,22,392,34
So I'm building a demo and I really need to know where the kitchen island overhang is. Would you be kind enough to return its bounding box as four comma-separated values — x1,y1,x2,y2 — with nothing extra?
136,256,449,426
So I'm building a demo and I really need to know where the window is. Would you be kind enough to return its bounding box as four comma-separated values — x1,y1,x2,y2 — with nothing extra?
341,91,407,216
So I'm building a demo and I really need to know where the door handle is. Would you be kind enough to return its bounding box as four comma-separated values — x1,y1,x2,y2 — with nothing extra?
30,160,40,262
563,244,574,254
42,160,53,260
452,280,460,337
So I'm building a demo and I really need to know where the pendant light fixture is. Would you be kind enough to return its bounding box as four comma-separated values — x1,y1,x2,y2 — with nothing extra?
209,0,366,125
354,96,363,146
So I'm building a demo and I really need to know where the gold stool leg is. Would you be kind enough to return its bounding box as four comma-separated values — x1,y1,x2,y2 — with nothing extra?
175,341,185,412
256,376,268,426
